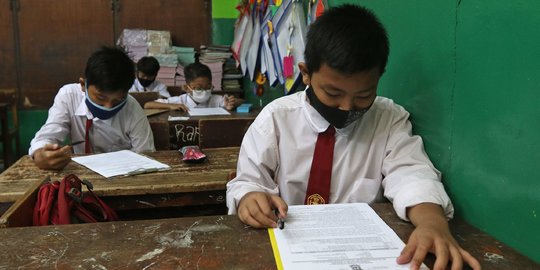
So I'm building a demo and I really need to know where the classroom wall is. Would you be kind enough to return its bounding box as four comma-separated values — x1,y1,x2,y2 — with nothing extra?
14,0,540,263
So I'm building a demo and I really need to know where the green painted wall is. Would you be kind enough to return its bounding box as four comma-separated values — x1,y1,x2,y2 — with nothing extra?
451,0,540,263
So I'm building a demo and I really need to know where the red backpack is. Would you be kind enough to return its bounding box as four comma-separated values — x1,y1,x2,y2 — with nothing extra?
33,174,119,226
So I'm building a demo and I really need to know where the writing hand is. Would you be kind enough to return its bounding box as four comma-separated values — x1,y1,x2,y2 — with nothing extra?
237,191,288,228
32,143,72,170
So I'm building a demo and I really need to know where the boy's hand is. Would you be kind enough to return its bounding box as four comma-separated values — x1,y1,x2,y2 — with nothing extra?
169,104,188,112
397,203,481,270
237,191,288,228
32,143,72,170
224,95,235,110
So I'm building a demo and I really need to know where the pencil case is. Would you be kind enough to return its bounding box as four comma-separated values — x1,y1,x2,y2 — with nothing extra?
179,146,207,163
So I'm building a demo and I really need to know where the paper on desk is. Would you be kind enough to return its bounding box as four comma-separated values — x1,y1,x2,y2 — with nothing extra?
268,203,428,270
72,150,170,178
168,115,190,121
188,107,230,116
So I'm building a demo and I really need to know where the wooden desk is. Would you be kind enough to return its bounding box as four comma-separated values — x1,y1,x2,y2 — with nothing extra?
148,110,258,150
0,148,239,215
0,203,537,269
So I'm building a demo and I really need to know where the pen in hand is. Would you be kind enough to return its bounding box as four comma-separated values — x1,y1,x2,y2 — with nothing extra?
69,141,85,146
274,209,285,230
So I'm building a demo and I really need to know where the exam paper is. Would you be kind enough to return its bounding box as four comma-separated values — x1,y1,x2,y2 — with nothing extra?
188,107,230,116
268,203,428,270
72,150,170,178
168,115,190,121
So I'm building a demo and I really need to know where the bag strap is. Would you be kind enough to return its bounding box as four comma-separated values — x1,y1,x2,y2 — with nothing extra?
57,174,83,224
74,182,119,222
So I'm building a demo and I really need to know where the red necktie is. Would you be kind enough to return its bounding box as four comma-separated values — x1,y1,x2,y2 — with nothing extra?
85,119,93,154
304,126,335,205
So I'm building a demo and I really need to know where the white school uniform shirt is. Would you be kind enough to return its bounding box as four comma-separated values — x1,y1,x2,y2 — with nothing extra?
226,91,454,221
29,83,156,156
129,78,171,98
154,93,225,109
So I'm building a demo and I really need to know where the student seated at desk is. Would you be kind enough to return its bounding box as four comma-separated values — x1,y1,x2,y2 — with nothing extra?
226,5,481,270
144,62,243,112
129,56,171,98
29,47,156,170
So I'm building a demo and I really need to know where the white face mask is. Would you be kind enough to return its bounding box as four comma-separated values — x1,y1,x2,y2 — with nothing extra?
190,90,212,103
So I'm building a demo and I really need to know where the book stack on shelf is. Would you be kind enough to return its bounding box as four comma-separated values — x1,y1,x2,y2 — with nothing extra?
222,57,244,96
199,45,233,92
117,29,148,62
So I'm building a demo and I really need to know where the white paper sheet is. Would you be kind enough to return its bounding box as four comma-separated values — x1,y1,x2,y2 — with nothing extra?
72,150,170,178
168,116,190,121
188,107,231,116
269,203,428,270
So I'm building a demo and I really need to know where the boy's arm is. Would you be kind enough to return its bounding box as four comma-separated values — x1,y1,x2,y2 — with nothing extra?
29,85,73,159
144,101,188,112
380,105,452,220
128,105,156,153
226,115,285,228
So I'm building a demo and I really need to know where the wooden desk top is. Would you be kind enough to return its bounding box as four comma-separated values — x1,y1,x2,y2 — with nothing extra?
0,203,537,269
0,148,239,203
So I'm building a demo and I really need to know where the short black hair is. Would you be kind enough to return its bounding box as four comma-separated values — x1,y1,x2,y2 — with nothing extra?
304,4,389,75
85,46,135,93
184,62,212,83
137,56,161,76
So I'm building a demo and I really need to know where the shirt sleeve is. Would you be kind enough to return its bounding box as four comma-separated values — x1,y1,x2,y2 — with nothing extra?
156,82,171,98
381,105,454,221
226,114,281,214
28,87,72,156
128,104,156,153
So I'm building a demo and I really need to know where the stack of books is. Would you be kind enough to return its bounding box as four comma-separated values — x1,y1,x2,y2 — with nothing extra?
117,29,148,62
172,46,196,66
222,57,243,93
199,45,234,91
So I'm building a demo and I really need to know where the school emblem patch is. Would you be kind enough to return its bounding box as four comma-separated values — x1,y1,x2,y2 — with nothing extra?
306,194,325,205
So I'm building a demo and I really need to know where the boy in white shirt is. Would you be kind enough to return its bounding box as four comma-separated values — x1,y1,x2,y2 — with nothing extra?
30,47,155,170
129,56,171,98
226,4,480,270
144,62,243,111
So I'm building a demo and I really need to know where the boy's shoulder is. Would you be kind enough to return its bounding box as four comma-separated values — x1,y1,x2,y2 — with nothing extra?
264,91,304,112
55,83,84,101
371,96,409,117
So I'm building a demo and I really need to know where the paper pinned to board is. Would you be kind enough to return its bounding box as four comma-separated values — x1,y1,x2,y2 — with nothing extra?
72,150,170,178
268,203,429,270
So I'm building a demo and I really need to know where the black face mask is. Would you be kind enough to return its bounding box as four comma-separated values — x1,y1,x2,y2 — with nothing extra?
138,77,154,87
306,86,370,129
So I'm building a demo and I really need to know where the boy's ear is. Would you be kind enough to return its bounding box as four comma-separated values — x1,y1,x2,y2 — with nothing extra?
298,62,311,85
79,77,86,92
